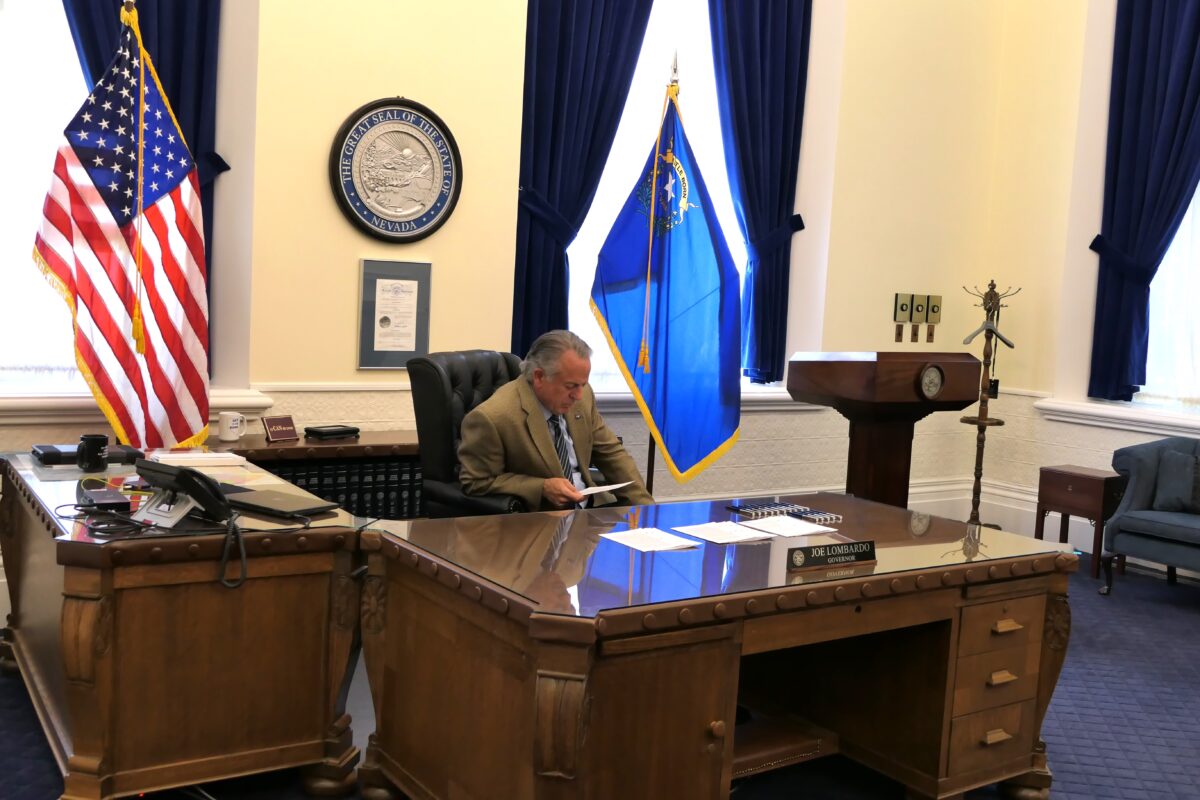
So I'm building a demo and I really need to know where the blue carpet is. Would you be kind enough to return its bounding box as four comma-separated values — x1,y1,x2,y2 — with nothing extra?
1,568,1198,799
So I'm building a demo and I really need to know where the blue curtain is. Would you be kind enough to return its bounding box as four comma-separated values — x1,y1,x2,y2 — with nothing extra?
510,0,654,357
709,0,811,384
61,0,227,280
1088,1,1200,401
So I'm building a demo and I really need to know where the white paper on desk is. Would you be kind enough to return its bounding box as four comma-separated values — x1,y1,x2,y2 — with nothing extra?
150,451,247,467
601,527,698,552
737,516,836,537
579,480,632,497
673,521,772,544
202,466,278,486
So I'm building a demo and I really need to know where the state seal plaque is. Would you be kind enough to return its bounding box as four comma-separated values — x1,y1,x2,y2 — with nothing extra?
329,97,462,243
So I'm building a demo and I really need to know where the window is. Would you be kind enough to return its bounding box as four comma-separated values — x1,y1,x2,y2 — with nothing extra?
1140,188,1200,407
0,1,89,393
565,0,747,393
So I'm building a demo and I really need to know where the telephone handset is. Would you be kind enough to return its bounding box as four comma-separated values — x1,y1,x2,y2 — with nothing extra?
131,459,233,527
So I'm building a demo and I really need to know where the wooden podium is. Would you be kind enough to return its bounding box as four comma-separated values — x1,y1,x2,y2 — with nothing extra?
787,352,980,508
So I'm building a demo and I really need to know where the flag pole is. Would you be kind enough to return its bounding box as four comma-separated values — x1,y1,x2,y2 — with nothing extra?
646,439,656,494
640,55,676,494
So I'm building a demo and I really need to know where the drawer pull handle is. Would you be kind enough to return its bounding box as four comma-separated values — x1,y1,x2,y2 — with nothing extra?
992,618,1023,635
982,728,1013,746
987,669,1018,687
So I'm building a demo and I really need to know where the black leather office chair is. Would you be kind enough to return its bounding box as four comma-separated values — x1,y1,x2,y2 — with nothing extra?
408,350,528,518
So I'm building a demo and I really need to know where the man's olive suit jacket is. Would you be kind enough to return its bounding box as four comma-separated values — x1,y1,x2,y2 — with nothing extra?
457,377,653,511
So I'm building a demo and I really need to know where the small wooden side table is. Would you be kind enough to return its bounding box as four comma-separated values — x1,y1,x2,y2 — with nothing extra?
1035,464,1127,578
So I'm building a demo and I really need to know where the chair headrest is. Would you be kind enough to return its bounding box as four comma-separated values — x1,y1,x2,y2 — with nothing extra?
408,350,523,481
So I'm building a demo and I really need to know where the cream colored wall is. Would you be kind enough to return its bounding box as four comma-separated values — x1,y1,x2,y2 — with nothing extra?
823,1,999,359
821,0,1088,394
978,1,1089,392
245,0,526,384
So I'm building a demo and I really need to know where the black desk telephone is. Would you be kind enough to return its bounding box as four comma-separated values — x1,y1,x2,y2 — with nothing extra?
134,459,253,588
132,459,232,525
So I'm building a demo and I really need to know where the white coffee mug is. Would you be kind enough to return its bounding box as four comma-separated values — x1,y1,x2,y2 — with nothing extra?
218,411,246,442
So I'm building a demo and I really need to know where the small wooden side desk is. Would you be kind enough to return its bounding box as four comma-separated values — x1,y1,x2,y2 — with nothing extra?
208,429,419,461
210,430,422,518
0,455,361,799
1034,464,1127,578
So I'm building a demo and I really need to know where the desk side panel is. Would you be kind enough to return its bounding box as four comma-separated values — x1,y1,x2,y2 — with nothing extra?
377,569,536,800
583,625,741,799
110,563,331,772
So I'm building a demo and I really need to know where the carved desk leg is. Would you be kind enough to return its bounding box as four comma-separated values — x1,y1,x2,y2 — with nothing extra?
0,627,14,674
60,569,114,800
532,636,591,800
1001,589,1070,800
301,552,360,797
357,553,399,800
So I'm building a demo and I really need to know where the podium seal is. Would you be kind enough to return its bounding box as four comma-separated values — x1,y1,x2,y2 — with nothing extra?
329,97,462,243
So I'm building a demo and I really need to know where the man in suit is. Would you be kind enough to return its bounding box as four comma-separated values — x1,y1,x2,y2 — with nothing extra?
458,330,654,510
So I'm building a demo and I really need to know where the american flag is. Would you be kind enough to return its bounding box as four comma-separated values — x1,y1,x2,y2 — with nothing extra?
33,6,209,449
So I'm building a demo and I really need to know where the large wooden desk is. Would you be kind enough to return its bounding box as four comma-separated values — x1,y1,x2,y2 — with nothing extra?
0,455,361,799
358,496,1074,800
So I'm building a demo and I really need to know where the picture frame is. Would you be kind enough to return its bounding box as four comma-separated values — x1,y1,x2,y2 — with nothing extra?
358,259,431,369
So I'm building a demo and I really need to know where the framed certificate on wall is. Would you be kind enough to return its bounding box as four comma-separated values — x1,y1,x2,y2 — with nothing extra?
357,260,431,369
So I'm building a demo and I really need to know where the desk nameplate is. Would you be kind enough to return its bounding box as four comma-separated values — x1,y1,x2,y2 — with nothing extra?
787,540,876,570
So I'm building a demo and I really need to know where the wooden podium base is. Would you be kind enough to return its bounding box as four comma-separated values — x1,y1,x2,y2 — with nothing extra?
847,419,918,508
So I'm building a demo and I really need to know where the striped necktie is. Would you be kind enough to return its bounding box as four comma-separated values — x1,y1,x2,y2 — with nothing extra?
548,415,572,478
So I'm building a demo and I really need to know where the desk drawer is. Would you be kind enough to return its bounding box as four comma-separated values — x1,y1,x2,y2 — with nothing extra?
948,700,1036,777
952,645,1039,716
1038,472,1104,517
958,595,1044,657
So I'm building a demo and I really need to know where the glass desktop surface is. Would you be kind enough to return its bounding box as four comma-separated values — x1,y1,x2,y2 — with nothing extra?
2,452,356,543
396,493,1069,619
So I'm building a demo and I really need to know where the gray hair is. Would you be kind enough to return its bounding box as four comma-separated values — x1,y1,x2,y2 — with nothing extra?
523,330,592,379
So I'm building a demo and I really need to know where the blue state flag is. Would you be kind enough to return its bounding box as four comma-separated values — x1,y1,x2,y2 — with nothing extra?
590,82,741,482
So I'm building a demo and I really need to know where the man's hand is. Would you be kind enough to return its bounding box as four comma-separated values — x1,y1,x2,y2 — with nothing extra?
543,477,584,508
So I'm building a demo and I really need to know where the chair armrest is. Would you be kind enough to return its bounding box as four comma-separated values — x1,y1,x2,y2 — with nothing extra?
1111,442,1165,515
424,478,526,515
1104,440,1169,553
